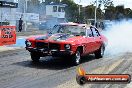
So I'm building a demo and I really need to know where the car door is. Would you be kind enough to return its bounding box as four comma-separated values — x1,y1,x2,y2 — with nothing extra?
91,27,102,51
84,28,96,54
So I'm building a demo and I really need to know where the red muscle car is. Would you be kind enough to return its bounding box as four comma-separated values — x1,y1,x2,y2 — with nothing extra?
25,22,108,65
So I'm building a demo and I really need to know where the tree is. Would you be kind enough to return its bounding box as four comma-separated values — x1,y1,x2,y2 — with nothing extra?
101,0,113,7
93,0,114,8
115,5,125,20
104,6,116,20
124,8,132,18
61,0,80,22
84,5,95,19
126,10,132,18
91,0,115,20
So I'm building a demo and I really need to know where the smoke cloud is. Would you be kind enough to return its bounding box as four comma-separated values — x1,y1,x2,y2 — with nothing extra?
103,19,132,56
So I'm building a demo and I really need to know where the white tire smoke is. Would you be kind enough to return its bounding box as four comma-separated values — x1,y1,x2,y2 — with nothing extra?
103,19,132,56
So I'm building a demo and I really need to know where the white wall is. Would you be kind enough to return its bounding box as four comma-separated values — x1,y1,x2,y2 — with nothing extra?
0,8,16,26
46,5,65,18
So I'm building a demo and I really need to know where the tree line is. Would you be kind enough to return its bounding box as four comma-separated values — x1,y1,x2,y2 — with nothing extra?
20,0,132,22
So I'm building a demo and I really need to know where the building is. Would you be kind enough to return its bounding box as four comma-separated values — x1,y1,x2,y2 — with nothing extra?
0,1,67,30
43,2,67,29
46,2,66,19
0,1,18,26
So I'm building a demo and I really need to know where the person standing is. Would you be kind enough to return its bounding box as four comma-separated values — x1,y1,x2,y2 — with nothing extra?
18,18,23,32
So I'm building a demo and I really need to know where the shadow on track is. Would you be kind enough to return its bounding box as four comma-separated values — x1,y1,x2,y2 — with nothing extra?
12,54,97,70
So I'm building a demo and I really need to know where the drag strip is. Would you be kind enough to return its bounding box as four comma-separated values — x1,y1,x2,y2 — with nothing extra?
0,48,131,88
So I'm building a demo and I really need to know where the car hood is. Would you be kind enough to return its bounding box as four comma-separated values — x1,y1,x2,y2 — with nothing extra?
26,34,50,41
27,33,84,43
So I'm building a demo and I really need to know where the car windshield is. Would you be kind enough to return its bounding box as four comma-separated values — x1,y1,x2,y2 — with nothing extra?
52,25,85,36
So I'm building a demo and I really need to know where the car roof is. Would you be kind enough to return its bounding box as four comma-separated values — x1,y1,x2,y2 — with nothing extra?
59,22,78,26
58,22,98,30
59,22,91,27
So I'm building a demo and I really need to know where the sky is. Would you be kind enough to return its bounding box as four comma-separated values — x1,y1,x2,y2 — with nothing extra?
74,0,132,9
13,0,132,9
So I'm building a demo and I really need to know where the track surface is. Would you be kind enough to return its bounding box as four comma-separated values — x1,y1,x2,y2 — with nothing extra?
0,49,132,88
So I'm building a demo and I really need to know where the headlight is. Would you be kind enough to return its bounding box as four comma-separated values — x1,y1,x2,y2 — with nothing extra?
25,41,32,47
65,44,71,50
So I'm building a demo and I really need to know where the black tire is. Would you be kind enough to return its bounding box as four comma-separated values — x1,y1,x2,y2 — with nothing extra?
94,44,105,59
71,48,81,65
30,52,40,62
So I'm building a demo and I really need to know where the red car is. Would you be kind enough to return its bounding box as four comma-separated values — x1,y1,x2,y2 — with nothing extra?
25,23,108,65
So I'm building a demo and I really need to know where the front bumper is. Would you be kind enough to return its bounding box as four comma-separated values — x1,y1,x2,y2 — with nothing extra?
26,47,74,57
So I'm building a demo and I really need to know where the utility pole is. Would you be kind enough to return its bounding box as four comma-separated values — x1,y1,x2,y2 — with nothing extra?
24,0,27,31
94,0,98,25
0,7,2,26
79,0,81,16
78,0,81,23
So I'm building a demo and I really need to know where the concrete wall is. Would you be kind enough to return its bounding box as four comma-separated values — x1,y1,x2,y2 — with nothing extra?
46,5,65,18
0,8,16,26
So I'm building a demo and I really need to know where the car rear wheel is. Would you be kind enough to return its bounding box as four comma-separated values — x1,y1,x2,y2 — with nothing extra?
94,45,105,59
30,52,40,62
71,49,81,65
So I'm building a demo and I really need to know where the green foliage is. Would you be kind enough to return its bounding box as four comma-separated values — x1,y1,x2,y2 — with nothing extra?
104,6,116,20
92,0,114,8
84,4,104,21
127,11,132,18
101,0,114,7
104,5,132,20
61,0,80,22
84,5,95,19
26,0,132,21
124,8,132,18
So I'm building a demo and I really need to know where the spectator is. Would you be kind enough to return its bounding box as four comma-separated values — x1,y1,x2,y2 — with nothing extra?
18,18,23,32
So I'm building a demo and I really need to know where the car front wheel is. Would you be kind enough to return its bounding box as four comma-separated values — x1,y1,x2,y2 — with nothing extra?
94,45,105,59
71,49,81,65
30,52,40,62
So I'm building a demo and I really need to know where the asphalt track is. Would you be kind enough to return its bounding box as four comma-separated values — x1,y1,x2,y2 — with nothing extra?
0,48,132,88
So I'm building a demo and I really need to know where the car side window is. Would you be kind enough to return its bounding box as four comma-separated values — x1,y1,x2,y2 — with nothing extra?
91,27,100,37
86,29,93,37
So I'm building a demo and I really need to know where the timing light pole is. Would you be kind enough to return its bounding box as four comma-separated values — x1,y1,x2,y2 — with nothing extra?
24,0,27,31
